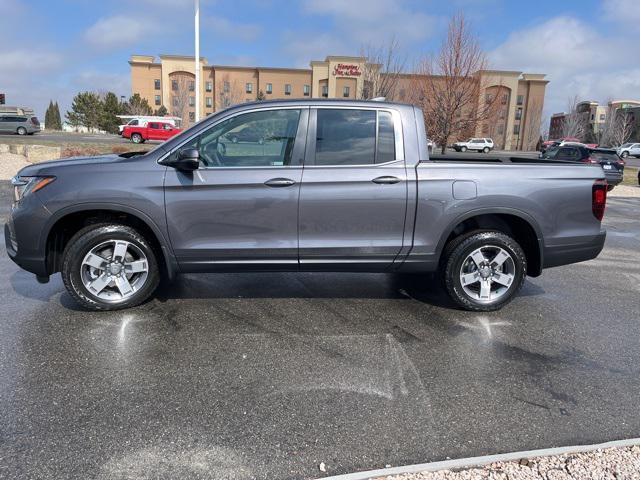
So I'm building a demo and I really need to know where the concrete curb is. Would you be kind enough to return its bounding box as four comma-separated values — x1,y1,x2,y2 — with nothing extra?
320,437,640,480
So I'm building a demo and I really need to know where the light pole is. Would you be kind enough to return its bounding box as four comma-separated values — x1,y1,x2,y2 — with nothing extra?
194,0,200,123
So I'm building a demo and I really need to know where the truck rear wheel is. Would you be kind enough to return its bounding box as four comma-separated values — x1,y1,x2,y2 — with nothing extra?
61,224,160,311
443,230,526,311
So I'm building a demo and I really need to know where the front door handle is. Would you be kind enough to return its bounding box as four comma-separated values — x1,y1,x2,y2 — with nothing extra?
372,176,401,184
264,178,296,187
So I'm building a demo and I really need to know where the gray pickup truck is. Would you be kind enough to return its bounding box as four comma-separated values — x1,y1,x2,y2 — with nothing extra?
6,99,608,312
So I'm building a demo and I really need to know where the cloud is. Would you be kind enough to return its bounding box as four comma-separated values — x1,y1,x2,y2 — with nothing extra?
206,16,262,42
281,32,348,68
84,15,155,49
0,50,63,77
301,0,439,46
602,0,640,27
489,15,640,116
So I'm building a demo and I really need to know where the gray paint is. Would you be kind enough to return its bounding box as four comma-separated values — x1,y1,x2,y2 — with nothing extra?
5,99,606,281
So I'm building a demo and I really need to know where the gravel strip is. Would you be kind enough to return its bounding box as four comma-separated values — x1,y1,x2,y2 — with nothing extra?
0,152,30,180
377,446,640,480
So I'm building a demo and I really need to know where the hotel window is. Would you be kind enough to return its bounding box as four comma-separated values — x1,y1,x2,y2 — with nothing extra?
497,124,504,135
322,85,328,97
188,81,195,92
515,108,522,120
206,97,212,108
501,94,508,104
343,86,350,98
516,95,524,105
172,79,178,91
154,79,161,90
205,81,212,92
224,81,230,93
266,83,273,94
284,84,292,95
399,89,406,101
485,94,494,104
189,112,195,122
155,95,161,106
303,84,310,96
246,82,253,94
482,124,489,134
513,124,520,135
499,109,505,120
172,97,178,107
189,96,195,107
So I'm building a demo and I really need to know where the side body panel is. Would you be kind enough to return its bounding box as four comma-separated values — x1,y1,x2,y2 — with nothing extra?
403,161,606,271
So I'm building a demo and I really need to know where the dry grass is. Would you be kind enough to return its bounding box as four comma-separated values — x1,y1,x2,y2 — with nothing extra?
622,166,638,186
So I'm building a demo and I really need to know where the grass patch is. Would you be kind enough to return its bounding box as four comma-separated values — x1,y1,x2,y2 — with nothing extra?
622,166,638,186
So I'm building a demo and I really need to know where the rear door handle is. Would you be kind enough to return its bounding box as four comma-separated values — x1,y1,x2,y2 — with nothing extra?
264,178,296,187
372,176,401,184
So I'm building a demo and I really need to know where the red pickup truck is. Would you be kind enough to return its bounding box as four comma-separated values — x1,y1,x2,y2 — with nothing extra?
122,121,182,143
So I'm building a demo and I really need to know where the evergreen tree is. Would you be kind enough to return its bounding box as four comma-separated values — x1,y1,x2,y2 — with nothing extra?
45,100,54,129
125,93,153,116
52,102,62,130
99,92,122,134
66,92,102,131
154,105,168,116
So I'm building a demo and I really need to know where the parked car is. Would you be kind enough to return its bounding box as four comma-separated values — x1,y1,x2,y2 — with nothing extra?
0,115,41,135
118,117,180,135
224,127,265,144
617,142,640,158
6,100,607,312
122,121,182,143
452,138,494,153
540,137,580,153
541,145,624,189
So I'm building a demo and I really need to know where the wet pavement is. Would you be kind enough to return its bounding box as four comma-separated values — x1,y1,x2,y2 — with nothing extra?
1,185,639,480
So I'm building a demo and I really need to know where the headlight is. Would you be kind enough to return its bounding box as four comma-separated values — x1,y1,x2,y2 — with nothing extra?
11,176,55,202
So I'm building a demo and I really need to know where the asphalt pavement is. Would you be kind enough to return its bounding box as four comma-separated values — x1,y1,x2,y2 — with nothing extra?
1,183,639,480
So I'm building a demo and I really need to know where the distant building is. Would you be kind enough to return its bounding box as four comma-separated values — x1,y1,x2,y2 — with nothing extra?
130,54,548,150
548,99,640,141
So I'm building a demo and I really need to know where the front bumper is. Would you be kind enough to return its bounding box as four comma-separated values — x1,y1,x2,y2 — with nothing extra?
4,194,51,277
543,231,606,269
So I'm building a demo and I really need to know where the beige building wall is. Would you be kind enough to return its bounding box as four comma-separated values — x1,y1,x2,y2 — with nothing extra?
130,55,548,144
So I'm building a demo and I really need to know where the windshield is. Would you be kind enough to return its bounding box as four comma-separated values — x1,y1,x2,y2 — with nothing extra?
621,143,633,148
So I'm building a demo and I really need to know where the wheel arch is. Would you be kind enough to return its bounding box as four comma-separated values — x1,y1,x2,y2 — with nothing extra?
437,208,544,277
42,203,177,279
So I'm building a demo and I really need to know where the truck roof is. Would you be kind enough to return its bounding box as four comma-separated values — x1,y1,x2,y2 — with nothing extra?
220,98,415,112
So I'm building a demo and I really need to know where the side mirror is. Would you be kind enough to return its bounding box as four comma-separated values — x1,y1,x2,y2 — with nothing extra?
161,148,199,171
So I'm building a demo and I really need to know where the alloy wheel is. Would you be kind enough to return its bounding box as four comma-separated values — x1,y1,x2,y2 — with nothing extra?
459,245,515,303
80,239,149,302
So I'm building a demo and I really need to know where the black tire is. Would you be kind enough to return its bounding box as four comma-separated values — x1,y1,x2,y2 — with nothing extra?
131,133,143,144
61,224,160,311
460,146,467,152
443,230,526,311
483,147,490,153
17,127,27,135
620,151,628,158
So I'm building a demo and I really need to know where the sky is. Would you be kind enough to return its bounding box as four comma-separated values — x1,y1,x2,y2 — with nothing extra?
1,0,639,124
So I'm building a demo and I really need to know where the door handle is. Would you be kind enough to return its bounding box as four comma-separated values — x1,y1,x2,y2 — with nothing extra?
264,178,296,187
372,176,401,184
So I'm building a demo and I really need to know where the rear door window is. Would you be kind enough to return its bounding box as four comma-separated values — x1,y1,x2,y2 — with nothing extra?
556,147,580,161
314,109,397,165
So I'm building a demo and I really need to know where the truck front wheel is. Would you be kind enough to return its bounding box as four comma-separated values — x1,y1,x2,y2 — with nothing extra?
443,231,526,311
61,224,160,311
131,133,143,144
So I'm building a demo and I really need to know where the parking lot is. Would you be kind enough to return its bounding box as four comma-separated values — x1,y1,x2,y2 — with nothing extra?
1,179,639,479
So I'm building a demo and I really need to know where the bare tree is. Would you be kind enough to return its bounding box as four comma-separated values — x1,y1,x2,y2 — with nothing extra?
359,37,406,100
523,98,543,151
410,13,501,154
170,74,194,126
609,109,635,147
561,95,588,140
216,73,244,110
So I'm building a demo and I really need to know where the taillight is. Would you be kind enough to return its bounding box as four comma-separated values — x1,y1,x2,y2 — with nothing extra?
592,180,607,221
586,156,599,164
